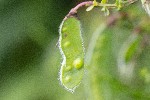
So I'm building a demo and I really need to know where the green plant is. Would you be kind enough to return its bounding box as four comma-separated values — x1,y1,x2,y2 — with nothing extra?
58,0,150,99
1,0,150,100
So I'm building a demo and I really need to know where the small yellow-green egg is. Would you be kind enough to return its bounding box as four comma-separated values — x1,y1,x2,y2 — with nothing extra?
63,41,71,47
73,58,84,69
65,66,72,71
62,27,67,32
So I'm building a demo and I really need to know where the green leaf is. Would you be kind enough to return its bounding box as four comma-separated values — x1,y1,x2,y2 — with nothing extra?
124,34,141,63
85,30,113,100
117,33,141,83
58,17,84,92
118,33,141,65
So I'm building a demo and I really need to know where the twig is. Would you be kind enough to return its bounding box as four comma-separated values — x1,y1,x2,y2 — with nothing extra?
64,1,93,20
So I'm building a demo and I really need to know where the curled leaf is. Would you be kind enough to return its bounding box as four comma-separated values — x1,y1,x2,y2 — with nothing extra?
118,33,141,83
58,17,84,92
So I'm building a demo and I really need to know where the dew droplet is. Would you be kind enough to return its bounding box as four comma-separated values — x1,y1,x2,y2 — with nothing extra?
73,58,84,69
63,41,70,47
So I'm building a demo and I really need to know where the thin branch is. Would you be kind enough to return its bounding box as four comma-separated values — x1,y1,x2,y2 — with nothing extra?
98,3,117,7
63,0,138,20
64,1,93,20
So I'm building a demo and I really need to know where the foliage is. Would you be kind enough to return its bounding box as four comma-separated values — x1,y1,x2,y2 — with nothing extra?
59,17,84,92
0,0,150,100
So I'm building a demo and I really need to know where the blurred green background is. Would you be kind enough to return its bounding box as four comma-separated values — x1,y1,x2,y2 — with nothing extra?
0,0,150,100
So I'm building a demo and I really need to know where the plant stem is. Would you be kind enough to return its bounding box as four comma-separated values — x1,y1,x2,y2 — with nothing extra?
64,1,93,20
98,3,117,7
64,0,138,20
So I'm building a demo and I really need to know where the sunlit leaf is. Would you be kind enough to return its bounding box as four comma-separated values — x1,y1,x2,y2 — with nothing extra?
58,17,84,92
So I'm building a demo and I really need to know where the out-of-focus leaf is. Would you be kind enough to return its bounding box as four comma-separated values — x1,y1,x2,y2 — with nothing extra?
124,34,141,63
117,33,141,84
85,27,114,100
141,0,150,16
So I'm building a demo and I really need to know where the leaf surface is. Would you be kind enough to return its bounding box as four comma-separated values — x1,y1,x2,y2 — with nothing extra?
59,17,84,92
